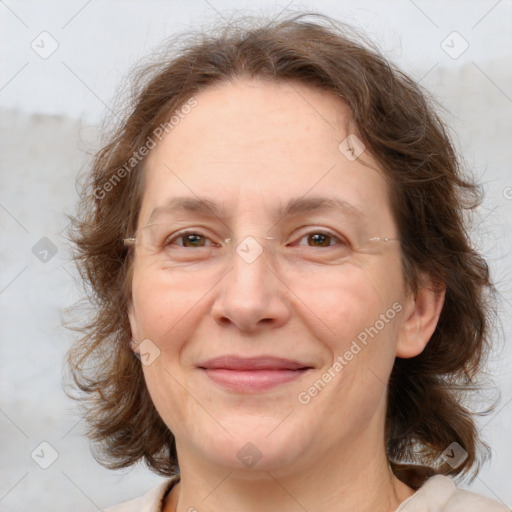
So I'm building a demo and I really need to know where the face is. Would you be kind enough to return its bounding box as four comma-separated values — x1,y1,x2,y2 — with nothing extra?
128,78,415,475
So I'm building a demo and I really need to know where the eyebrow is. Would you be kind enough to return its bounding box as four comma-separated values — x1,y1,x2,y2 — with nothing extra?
145,195,367,225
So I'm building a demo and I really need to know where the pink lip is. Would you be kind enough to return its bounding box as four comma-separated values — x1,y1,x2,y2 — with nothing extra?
198,356,312,393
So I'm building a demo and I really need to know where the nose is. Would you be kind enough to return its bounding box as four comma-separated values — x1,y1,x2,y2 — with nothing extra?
210,236,291,332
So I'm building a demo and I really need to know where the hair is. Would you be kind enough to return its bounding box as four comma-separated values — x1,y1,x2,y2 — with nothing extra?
65,11,497,488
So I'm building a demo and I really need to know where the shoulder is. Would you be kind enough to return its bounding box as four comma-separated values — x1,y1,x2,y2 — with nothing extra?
396,475,510,512
443,484,511,512
104,476,179,512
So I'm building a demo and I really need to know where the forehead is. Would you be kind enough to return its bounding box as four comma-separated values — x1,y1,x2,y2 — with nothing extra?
139,78,393,228
151,78,355,167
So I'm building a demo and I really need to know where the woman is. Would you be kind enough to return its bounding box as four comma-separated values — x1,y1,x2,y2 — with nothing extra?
66,12,509,512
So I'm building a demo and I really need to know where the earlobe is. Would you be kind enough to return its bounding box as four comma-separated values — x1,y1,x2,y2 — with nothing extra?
127,301,139,352
396,277,446,359
130,338,140,354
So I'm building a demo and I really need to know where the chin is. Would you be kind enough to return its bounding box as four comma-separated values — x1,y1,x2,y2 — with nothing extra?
192,420,312,476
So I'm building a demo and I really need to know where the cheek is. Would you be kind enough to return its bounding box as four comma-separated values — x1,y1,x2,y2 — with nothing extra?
298,269,401,434
129,264,209,342
294,260,404,396
131,268,205,433
291,262,394,343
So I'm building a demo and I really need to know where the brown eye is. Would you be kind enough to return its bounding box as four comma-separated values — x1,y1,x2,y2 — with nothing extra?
306,233,333,247
165,231,217,248
295,231,347,248
181,233,207,247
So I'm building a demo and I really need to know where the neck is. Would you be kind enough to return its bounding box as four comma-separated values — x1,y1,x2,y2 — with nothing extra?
163,429,414,512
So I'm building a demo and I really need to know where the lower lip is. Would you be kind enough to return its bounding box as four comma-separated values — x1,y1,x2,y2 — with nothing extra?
201,368,310,392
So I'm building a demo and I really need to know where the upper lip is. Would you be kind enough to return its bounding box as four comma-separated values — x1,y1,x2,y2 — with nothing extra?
198,356,312,371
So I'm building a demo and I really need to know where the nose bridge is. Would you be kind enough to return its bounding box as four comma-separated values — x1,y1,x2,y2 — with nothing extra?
212,233,290,329
229,234,275,262
227,233,278,296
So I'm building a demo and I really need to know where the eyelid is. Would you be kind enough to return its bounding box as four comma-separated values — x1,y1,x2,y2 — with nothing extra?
290,228,349,247
166,229,221,247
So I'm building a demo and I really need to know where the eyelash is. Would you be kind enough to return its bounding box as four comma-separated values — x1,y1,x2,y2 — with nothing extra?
165,229,349,249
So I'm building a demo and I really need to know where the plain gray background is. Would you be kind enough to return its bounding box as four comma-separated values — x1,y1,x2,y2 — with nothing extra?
1,1,511,510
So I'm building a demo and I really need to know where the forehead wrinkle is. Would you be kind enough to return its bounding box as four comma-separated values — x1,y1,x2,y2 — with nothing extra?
280,196,367,220
145,195,368,227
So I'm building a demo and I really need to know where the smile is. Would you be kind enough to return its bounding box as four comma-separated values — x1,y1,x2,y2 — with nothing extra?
200,368,311,392
198,355,313,392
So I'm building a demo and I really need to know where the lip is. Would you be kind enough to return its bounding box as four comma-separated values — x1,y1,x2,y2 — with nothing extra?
198,356,313,393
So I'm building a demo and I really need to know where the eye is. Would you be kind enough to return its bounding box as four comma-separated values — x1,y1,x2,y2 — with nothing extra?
293,230,348,248
160,228,348,250
165,231,219,248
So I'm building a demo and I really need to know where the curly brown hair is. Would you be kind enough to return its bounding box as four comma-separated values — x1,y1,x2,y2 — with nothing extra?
65,11,497,487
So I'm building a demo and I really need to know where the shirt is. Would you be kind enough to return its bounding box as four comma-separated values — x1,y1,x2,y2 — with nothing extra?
105,474,510,512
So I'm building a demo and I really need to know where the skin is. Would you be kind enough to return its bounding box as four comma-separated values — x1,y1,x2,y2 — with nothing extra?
128,78,445,512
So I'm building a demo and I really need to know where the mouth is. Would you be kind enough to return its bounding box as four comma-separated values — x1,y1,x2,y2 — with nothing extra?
198,356,313,393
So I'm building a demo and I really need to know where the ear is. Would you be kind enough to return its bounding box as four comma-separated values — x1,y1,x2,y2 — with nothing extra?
396,275,446,359
127,300,140,353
